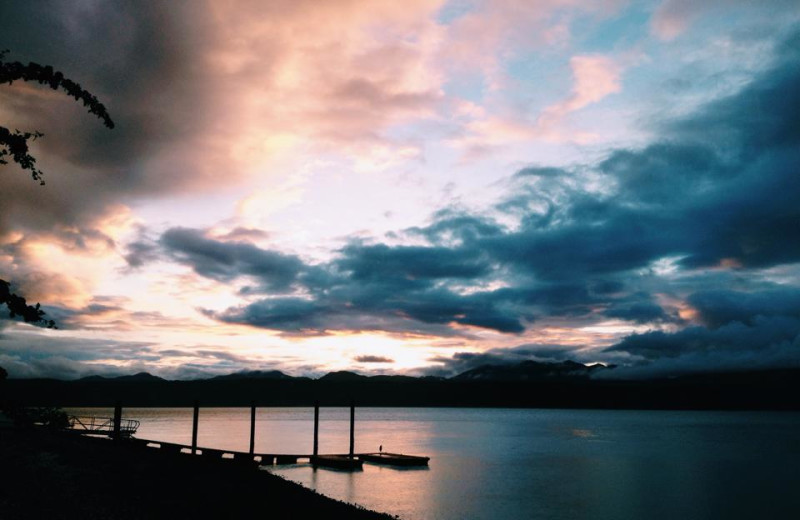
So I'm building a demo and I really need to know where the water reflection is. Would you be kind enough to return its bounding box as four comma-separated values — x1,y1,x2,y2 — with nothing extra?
65,407,800,520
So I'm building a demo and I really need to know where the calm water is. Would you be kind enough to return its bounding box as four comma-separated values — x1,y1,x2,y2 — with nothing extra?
65,407,800,519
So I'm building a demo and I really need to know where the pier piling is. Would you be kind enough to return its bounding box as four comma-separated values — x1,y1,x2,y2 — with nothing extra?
113,402,122,440
249,404,256,455
313,402,319,456
349,402,355,458
191,402,199,455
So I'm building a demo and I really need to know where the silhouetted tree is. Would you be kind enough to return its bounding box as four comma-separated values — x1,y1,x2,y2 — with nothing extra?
1,50,114,327
0,49,114,184
0,280,55,328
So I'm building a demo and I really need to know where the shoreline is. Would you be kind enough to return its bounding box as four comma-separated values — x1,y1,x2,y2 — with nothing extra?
0,423,395,519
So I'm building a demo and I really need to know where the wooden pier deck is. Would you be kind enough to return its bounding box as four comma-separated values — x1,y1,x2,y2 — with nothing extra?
129,438,427,469
65,403,430,472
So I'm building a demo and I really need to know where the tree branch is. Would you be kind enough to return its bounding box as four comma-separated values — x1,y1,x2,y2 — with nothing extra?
0,279,56,328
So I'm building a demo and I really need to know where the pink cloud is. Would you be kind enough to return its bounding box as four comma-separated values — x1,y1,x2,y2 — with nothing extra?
443,0,578,83
452,53,622,152
650,0,766,41
538,54,622,125
205,0,447,164
651,0,707,40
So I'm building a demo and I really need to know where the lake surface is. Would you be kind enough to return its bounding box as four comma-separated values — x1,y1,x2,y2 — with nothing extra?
65,407,800,519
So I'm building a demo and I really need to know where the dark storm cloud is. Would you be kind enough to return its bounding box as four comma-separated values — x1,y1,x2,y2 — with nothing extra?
603,316,800,377
478,29,800,280
210,281,526,335
337,242,490,281
170,231,525,334
0,1,249,312
160,227,305,291
0,1,215,227
422,343,588,377
603,292,679,324
602,286,800,377
687,288,800,329
603,301,672,324
0,1,235,307
406,210,505,244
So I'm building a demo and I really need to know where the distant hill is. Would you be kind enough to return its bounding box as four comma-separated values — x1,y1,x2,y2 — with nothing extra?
318,371,369,382
209,370,298,381
452,360,611,381
78,372,165,382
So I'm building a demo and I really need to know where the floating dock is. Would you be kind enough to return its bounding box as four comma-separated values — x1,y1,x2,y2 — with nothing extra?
311,455,363,470
128,439,428,470
359,452,430,467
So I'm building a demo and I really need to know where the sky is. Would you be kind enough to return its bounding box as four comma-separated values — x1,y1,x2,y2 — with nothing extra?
1,0,800,380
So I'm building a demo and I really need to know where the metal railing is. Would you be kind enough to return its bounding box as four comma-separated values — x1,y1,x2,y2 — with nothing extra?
67,415,140,437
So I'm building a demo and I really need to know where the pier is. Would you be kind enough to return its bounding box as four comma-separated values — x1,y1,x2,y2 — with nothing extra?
65,402,429,470
66,414,140,438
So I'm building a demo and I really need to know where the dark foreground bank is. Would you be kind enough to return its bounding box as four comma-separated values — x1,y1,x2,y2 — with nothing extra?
0,425,394,520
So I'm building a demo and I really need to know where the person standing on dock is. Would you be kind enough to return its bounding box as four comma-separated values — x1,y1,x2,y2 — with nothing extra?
379,445,383,455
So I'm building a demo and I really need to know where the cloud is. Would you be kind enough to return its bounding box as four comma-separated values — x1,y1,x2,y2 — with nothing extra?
4,6,800,379
160,227,305,292
650,0,709,40
687,288,800,329
487,31,800,279
337,242,490,281
455,53,623,151
210,282,527,336
650,0,799,41
199,28,800,377
0,328,157,379
150,27,800,346
422,342,590,377
0,2,218,232
603,300,678,325
354,355,394,363
0,323,282,379
538,54,621,123
600,286,800,376
441,0,621,78
604,315,800,378
406,211,505,245
0,0,449,302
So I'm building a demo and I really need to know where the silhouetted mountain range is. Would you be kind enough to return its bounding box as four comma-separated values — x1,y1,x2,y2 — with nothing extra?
4,360,798,410
453,360,611,381
71,361,611,384
317,371,370,382
78,372,166,383
207,370,299,381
